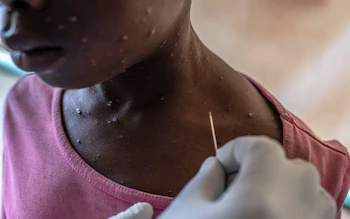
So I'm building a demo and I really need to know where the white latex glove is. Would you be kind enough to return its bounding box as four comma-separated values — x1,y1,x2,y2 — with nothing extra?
159,136,337,219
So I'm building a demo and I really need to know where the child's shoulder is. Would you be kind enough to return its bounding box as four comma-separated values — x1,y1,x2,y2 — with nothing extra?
284,111,348,158
244,74,348,158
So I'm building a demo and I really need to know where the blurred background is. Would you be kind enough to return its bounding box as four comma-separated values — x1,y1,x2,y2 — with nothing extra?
1,0,350,216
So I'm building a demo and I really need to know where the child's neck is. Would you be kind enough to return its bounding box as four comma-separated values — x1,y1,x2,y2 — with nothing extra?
92,25,212,111
71,25,246,127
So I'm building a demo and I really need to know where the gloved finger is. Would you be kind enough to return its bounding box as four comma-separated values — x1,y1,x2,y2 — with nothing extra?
108,203,154,219
316,188,337,219
217,136,285,174
218,136,285,200
217,136,285,177
176,157,225,202
216,141,240,174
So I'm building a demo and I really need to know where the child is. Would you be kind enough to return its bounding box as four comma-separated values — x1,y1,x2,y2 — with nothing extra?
1,0,349,218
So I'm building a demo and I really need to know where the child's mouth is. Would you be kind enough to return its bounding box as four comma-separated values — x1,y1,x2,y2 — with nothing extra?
23,47,63,56
11,47,66,73
1,10,66,73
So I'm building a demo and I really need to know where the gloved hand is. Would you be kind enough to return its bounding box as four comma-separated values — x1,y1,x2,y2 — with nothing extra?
110,136,337,219
159,136,336,219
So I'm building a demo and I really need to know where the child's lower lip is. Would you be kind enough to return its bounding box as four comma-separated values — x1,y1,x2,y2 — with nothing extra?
11,48,65,73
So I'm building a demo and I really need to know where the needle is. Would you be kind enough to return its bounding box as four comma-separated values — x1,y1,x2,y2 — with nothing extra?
209,112,218,156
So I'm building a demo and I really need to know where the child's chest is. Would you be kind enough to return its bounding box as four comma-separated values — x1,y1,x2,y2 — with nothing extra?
62,108,283,197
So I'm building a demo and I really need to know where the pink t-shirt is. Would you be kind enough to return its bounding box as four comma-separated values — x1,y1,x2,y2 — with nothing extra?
2,75,350,219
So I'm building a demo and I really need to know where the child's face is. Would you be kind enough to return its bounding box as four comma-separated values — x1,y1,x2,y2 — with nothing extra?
1,0,189,88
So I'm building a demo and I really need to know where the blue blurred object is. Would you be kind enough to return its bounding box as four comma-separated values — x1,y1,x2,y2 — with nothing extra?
0,48,30,76
344,190,350,209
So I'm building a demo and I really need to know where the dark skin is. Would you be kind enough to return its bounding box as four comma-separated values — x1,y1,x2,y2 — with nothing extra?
1,0,282,196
